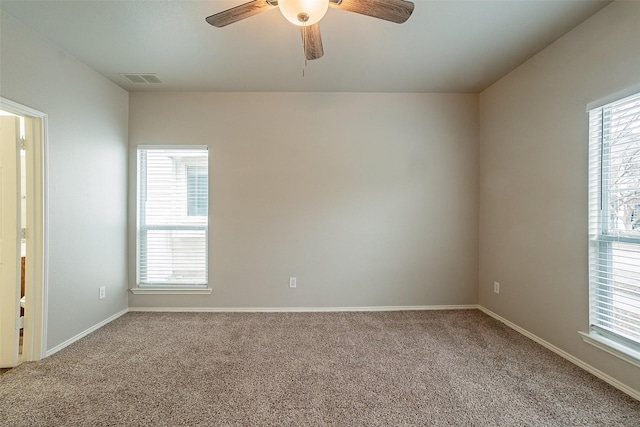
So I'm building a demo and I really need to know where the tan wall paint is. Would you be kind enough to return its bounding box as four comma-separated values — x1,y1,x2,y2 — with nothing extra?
0,12,129,351
129,92,479,309
479,2,640,391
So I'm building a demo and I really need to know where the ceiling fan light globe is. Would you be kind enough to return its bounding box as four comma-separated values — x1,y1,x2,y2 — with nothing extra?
279,0,329,26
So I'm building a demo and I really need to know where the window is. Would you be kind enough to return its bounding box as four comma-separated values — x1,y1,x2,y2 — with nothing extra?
587,91,640,363
137,147,208,288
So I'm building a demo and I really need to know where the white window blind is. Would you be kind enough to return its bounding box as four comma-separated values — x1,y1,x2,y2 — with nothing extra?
137,147,208,287
588,91,640,352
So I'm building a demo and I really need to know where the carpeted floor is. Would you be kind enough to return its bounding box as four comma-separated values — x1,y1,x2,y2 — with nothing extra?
0,310,638,426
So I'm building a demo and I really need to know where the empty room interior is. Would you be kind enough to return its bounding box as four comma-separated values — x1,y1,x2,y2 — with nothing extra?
1,0,640,424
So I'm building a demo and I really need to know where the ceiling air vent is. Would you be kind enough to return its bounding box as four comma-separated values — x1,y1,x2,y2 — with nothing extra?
120,73,162,84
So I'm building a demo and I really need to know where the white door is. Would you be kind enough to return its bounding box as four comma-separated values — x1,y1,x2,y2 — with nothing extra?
0,115,21,367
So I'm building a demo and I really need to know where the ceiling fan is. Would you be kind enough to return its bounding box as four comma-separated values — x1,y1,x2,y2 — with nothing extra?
206,0,415,61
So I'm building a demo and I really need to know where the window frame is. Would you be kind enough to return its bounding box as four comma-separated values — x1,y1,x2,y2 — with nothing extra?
584,90,640,366
134,145,211,293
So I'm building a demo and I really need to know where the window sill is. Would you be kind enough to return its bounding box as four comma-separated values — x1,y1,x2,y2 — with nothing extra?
130,287,212,295
579,331,640,369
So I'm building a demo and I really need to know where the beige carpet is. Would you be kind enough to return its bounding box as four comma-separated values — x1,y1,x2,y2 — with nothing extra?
0,310,638,426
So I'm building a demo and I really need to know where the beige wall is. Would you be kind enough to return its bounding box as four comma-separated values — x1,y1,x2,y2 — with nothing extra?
479,2,640,392
0,12,129,350
129,92,479,309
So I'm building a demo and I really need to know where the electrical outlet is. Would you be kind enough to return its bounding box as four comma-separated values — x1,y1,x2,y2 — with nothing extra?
493,281,500,294
289,277,297,288
99,286,106,300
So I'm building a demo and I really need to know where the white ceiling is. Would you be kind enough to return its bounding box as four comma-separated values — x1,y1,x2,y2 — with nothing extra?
0,0,611,93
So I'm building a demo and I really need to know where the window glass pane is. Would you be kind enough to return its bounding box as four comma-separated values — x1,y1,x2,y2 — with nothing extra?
594,242,640,343
142,149,207,227
603,98,640,237
140,229,207,285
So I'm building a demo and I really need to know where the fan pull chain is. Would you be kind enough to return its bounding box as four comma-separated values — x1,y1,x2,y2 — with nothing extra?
302,23,307,77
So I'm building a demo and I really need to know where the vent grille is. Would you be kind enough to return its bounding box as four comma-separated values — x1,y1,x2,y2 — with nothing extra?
120,73,162,84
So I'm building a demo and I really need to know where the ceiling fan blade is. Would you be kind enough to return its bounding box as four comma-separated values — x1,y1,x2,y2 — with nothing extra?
329,0,414,24
206,0,277,28
301,23,324,61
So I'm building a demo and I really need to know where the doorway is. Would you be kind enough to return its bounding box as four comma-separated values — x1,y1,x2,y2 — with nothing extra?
0,98,47,368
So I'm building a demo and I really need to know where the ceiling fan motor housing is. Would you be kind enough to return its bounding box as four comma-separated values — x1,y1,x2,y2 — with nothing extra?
279,0,329,26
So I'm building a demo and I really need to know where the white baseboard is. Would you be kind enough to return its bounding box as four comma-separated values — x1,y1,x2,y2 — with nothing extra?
45,308,129,358
478,306,640,401
128,304,478,313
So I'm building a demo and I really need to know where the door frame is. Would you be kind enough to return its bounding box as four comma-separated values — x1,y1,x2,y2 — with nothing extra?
1,97,48,361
